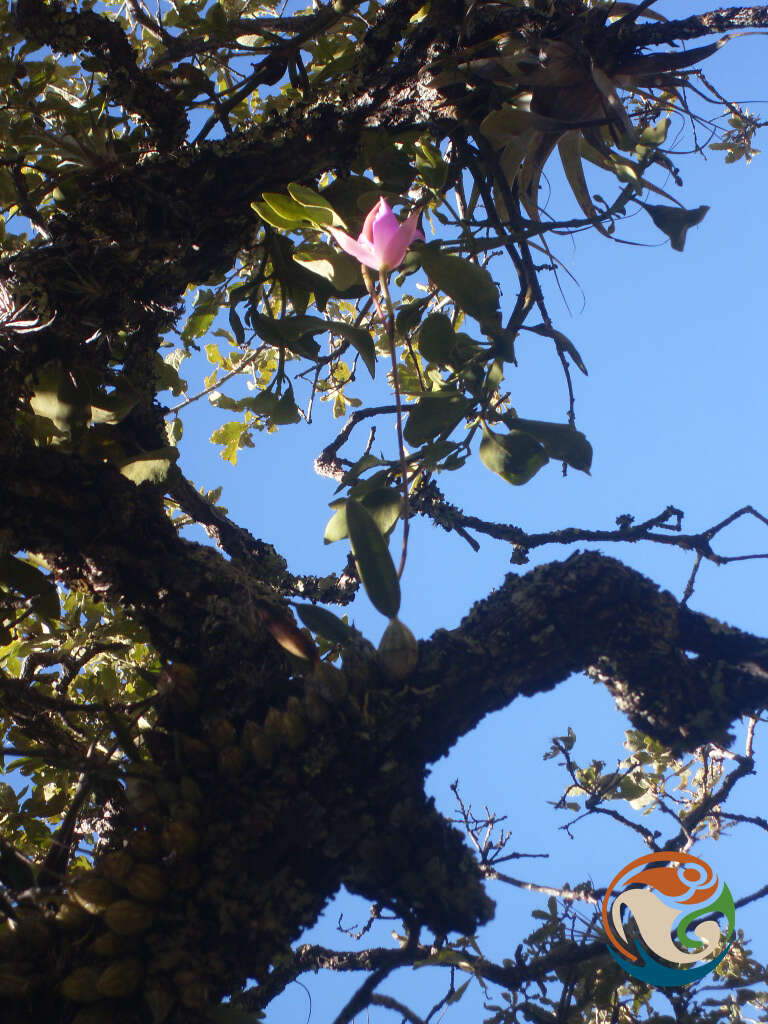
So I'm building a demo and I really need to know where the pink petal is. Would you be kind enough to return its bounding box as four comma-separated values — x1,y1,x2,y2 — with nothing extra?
360,199,383,244
371,201,401,264
326,226,381,270
376,209,424,270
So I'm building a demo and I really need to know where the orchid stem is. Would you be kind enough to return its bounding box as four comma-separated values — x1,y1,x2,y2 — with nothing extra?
378,269,409,581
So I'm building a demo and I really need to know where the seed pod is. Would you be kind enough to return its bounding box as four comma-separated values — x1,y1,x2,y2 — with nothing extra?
55,896,92,931
242,722,275,766
128,831,163,863
307,661,348,700
72,1007,113,1024
377,617,419,680
206,718,237,749
162,662,198,711
217,744,246,778
124,864,167,903
262,706,283,741
0,965,31,997
0,918,16,955
96,957,144,998
69,876,116,916
168,799,200,824
155,779,180,808
179,735,211,767
100,850,134,885
341,638,378,688
90,931,139,958
169,862,200,891
61,966,102,1003
179,777,203,804
162,820,199,860
124,778,160,815
279,710,307,749
13,908,51,951
104,899,154,935
144,981,176,1023
302,687,329,725
174,969,207,1011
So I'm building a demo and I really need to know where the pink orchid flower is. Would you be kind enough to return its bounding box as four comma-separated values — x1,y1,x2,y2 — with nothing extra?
326,197,424,272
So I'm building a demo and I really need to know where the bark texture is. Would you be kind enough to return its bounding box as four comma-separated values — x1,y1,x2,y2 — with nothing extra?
1,1,767,1021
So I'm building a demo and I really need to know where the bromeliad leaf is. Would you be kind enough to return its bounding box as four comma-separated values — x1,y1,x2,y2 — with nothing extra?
479,422,548,485
345,499,401,619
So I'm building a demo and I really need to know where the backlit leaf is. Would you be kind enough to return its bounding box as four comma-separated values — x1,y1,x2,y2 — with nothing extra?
345,499,400,618
418,245,500,325
403,391,472,447
118,447,179,485
325,488,402,543
294,604,356,644
506,418,592,472
478,422,548,485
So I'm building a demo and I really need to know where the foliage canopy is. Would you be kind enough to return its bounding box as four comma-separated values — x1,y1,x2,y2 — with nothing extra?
1,1,768,1022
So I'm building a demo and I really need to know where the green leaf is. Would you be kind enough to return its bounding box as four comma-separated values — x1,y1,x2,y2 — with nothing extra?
446,978,471,1005
414,138,448,189
208,1006,264,1023
345,499,401,618
403,391,472,447
396,298,429,337
181,308,217,341
330,322,376,378
229,306,246,346
28,364,90,437
639,118,670,147
523,324,588,376
639,202,710,252
419,245,500,325
317,175,380,227
558,131,612,237
248,312,322,358
286,182,346,227
0,555,60,621
325,488,402,543
259,192,310,225
294,604,356,645
271,386,302,425
118,447,179,485
293,250,361,292
417,313,455,364
505,418,592,473
89,384,139,425
338,454,385,487
251,200,301,230
210,421,254,465
478,422,548,486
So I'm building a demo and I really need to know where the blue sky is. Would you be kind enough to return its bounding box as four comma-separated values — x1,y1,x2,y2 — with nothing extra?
164,17,768,1020
4,1,765,1019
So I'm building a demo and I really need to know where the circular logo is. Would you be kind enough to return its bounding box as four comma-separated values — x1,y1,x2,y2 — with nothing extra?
602,852,735,987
